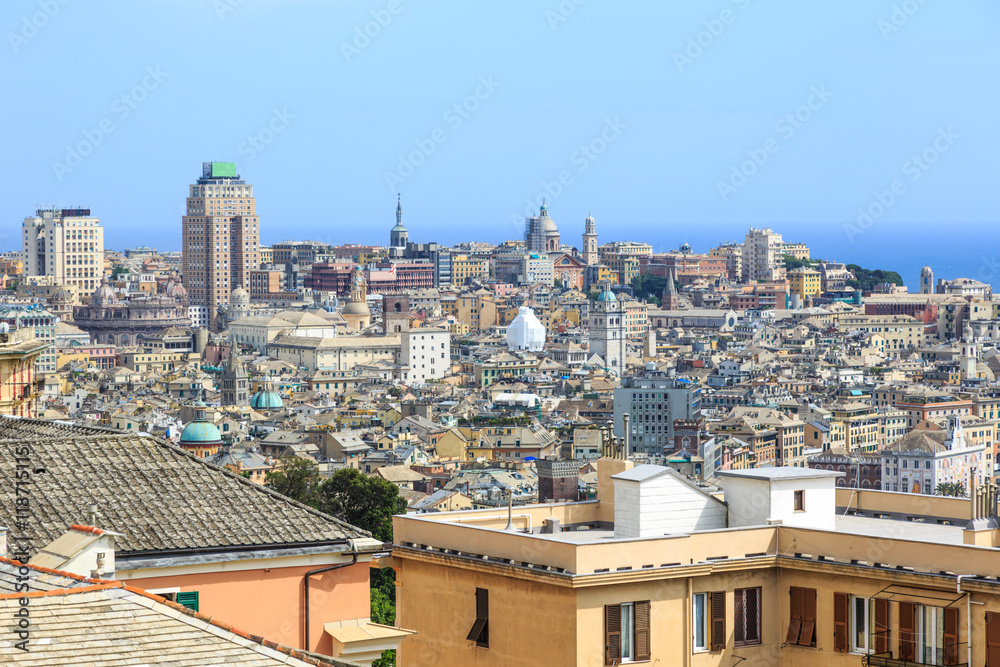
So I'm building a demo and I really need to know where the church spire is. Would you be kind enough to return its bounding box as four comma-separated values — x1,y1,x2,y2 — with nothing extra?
396,193,402,225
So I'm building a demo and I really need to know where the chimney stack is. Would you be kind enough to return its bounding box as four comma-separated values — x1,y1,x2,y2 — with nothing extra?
0,526,7,558
87,503,98,527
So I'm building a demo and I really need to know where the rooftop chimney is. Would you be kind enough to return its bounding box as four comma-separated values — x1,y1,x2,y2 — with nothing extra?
87,503,98,527
0,526,7,558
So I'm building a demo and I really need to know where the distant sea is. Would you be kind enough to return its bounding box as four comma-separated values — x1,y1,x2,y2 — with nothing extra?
636,222,997,294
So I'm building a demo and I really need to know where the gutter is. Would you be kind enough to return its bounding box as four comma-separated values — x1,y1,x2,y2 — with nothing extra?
303,541,358,650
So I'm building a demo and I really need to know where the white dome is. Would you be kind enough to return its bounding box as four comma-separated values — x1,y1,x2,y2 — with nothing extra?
506,306,546,352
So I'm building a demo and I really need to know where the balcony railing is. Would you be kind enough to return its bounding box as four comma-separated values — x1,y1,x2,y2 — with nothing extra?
862,652,966,667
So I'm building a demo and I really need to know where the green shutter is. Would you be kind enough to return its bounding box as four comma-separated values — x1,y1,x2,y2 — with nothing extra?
176,591,200,612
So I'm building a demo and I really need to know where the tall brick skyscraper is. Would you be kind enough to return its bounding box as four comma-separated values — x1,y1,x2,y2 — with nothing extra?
182,162,260,330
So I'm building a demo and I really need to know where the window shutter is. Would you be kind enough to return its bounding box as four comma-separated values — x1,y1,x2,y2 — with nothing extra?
635,601,651,661
175,591,199,612
710,592,726,651
987,612,1000,667
786,587,803,644
801,588,817,647
466,588,489,647
605,604,621,665
833,592,849,653
899,601,916,661
874,598,890,654
943,606,958,666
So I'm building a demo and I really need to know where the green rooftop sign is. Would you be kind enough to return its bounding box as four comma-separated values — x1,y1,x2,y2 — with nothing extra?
211,162,237,178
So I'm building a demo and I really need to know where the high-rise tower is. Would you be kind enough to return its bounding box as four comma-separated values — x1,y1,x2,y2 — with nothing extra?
582,213,598,266
22,207,104,294
182,162,260,331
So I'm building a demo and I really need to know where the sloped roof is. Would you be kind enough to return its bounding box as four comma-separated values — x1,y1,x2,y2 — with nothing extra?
0,419,367,558
0,559,358,667
883,430,947,454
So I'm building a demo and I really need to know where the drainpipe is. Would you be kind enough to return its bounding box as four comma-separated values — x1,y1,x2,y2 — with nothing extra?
303,542,358,650
957,574,975,667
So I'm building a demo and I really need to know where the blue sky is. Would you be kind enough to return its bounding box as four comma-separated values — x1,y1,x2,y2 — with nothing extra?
2,0,998,286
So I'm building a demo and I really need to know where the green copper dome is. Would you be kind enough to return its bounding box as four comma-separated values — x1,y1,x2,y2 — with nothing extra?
179,419,222,445
251,388,284,410
597,288,617,302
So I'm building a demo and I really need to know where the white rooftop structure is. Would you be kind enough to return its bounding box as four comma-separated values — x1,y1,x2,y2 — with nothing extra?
506,306,546,352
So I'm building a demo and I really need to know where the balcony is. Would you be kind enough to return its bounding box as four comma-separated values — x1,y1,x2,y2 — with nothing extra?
862,652,965,667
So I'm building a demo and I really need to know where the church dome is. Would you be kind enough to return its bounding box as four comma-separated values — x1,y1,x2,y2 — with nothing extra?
52,288,72,303
538,205,558,234
342,299,371,316
166,277,188,299
91,275,117,306
680,242,692,254
179,418,222,445
231,285,250,307
597,287,617,302
251,382,284,410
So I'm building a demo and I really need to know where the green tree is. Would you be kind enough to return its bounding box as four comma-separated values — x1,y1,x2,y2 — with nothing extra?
316,468,407,667
845,264,904,291
317,467,407,542
264,456,320,507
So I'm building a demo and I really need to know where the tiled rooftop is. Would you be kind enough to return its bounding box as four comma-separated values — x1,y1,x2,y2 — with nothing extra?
0,422,369,558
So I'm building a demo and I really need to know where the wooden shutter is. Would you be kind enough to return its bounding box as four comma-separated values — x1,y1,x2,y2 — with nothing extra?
833,593,849,653
605,604,621,665
175,591,199,612
466,588,488,646
710,591,726,651
943,607,958,666
801,588,817,647
635,601,651,661
987,612,1000,667
786,587,803,644
899,601,916,661
874,598,890,654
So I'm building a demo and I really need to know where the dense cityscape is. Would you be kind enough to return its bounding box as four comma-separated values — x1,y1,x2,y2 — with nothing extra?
2,160,1000,666
3,2,1000,666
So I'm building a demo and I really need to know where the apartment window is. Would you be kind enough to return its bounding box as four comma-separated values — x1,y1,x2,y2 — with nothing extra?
734,587,762,647
466,588,489,648
693,593,710,651
794,490,806,512
604,600,650,663
787,587,816,646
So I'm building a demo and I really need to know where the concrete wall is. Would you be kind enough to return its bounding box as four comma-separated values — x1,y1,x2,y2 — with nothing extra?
725,477,836,530
614,473,727,538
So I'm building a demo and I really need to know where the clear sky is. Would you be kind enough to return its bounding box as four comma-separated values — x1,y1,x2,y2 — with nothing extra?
2,0,998,287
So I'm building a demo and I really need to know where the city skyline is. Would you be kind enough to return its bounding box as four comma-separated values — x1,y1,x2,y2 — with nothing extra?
1,1,998,278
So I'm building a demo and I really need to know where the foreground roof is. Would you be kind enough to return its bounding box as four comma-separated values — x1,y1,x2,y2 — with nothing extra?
0,559,359,666
0,417,368,558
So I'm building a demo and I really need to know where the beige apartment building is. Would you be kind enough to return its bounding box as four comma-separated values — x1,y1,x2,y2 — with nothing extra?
392,457,1000,666
837,314,928,356
181,162,260,330
22,207,104,294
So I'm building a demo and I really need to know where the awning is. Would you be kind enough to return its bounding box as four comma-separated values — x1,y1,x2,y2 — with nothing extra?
325,621,417,667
